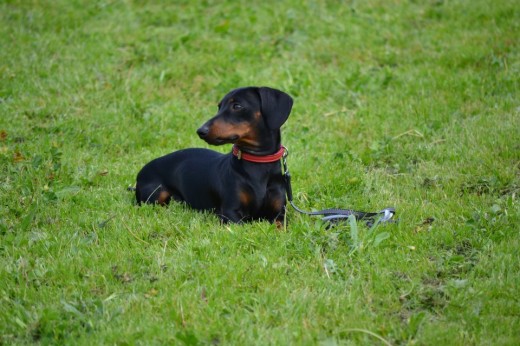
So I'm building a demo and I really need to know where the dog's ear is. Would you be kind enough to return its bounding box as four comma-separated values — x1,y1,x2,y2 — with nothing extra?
258,87,293,129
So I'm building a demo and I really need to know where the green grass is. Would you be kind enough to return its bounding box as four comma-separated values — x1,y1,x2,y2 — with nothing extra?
1,0,519,344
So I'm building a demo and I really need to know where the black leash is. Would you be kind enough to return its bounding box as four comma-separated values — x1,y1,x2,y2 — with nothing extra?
281,147,397,227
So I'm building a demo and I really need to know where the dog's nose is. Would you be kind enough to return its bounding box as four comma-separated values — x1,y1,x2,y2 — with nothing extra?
197,126,209,138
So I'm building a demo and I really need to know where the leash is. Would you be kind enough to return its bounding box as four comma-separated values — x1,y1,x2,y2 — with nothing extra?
281,147,397,227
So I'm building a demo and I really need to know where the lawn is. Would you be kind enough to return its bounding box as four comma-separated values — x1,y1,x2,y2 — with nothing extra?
1,0,519,344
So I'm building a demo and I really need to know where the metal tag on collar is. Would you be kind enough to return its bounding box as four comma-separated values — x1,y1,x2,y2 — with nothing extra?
282,146,289,171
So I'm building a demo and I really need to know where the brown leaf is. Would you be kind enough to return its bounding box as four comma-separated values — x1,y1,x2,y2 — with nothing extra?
13,151,25,162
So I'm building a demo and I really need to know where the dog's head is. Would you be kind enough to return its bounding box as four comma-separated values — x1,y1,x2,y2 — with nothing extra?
196,87,293,152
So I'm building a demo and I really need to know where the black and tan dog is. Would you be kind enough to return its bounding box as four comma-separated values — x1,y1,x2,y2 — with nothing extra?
135,86,293,224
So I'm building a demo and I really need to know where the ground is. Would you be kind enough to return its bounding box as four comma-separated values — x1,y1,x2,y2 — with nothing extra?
0,0,519,344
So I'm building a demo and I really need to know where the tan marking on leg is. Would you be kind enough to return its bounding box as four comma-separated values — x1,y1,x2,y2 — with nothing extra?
157,190,171,205
270,197,284,214
239,190,251,206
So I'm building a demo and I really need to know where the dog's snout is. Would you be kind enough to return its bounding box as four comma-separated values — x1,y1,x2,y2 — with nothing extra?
197,125,209,138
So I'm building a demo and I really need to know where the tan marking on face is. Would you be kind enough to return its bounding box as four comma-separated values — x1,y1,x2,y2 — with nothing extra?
157,190,171,205
208,119,260,146
235,135,260,147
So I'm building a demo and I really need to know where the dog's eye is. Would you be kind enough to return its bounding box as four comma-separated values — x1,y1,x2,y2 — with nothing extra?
232,103,243,110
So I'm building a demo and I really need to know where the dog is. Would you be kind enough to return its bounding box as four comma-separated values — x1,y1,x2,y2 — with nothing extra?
135,86,293,224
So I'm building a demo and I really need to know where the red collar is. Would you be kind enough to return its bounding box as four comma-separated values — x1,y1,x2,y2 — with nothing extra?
232,145,285,163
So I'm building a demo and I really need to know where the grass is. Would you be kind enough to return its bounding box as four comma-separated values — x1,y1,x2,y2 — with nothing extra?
1,0,519,344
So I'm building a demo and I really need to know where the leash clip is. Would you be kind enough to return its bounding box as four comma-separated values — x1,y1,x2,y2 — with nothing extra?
379,207,395,222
